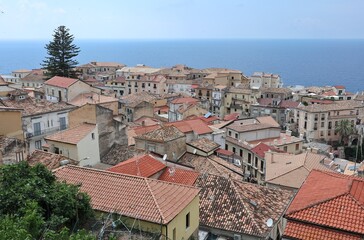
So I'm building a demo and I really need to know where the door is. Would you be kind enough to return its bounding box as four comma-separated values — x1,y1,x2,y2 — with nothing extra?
59,117,66,130
33,122,41,136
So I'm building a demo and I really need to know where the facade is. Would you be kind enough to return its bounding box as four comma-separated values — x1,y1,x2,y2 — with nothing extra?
120,92,157,122
44,123,100,166
294,100,364,143
250,72,283,89
54,165,200,240
1,92,75,153
68,92,119,115
68,104,127,158
19,69,46,88
250,98,300,128
1,74,20,84
76,61,125,80
12,69,32,78
224,86,260,117
260,87,293,100
125,74,167,95
104,76,126,97
134,126,186,161
44,76,95,103
168,97,199,122
0,106,24,140
211,85,227,118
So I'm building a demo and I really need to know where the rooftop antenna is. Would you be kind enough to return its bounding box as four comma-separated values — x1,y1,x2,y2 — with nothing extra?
266,218,273,228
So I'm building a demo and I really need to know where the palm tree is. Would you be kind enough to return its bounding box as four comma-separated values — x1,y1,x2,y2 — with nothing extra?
335,119,354,145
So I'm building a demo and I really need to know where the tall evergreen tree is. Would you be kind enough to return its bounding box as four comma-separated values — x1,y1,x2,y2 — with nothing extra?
42,26,80,78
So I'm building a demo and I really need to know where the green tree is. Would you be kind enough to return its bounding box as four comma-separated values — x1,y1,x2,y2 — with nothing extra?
335,119,355,145
0,162,94,239
42,25,80,78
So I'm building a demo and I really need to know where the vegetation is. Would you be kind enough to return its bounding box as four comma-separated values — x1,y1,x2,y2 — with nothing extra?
335,119,355,145
42,25,80,79
0,162,95,239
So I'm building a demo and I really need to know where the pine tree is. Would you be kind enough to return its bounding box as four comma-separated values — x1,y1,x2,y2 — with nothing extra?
42,26,80,78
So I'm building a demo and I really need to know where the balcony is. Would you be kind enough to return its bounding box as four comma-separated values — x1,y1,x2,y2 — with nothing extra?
26,125,68,139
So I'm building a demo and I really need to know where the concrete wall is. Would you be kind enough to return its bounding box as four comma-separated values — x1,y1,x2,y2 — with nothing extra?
68,81,92,102
46,140,78,160
77,127,100,166
0,110,24,140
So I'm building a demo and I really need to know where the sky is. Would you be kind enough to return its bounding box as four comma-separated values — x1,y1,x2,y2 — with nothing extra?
0,0,363,40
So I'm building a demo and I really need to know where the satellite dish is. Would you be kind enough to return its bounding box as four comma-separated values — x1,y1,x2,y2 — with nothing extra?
266,218,273,227
162,154,167,161
193,149,197,154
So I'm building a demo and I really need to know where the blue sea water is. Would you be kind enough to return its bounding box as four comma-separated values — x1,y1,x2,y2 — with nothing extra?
0,39,363,92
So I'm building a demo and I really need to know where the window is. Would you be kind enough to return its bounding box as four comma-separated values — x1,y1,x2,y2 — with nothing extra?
33,122,41,136
235,133,238,139
59,117,66,130
232,147,236,153
228,131,231,136
248,153,252,164
321,122,324,128
295,144,299,151
173,228,176,240
283,146,288,152
91,133,95,140
255,157,258,167
185,213,190,229
35,140,42,150
225,144,228,150
240,149,243,157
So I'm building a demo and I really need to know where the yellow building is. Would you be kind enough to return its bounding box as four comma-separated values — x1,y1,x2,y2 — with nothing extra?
44,123,100,166
0,106,24,140
54,165,200,240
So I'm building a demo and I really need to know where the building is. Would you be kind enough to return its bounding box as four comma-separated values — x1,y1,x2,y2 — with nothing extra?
250,98,300,128
125,74,167,95
186,138,220,157
19,69,46,88
0,106,24,140
68,92,119,115
11,69,32,78
196,174,293,240
211,85,227,118
224,86,260,117
294,100,364,143
260,87,293,100
44,123,100,166
265,151,334,190
283,169,364,239
1,91,75,153
168,97,200,122
134,125,186,161
119,92,157,122
166,118,214,142
76,61,125,80
104,76,126,97
54,165,200,240
44,76,96,103
250,72,283,89
68,104,126,158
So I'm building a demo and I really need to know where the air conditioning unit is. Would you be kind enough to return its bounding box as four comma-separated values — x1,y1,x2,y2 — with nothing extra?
234,234,241,240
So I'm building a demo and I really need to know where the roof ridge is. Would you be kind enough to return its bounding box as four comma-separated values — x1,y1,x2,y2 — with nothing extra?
266,164,306,181
230,179,263,235
346,193,364,211
144,178,165,224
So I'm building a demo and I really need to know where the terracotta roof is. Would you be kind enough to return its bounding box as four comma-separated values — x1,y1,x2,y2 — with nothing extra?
20,69,45,82
223,113,239,121
121,92,157,108
166,119,212,135
54,165,200,224
44,76,78,88
283,221,362,240
134,125,185,143
196,174,293,237
256,98,299,109
158,167,200,185
261,87,291,94
178,153,245,181
334,85,345,89
256,116,280,128
170,97,199,104
69,92,118,106
250,142,281,158
265,151,334,189
108,154,166,177
284,170,364,238
1,97,75,117
298,100,363,112
247,133,303,147
187,138,220,153
45,123,96,145
228,122,279,133
27,150,77,170
215,148,234,156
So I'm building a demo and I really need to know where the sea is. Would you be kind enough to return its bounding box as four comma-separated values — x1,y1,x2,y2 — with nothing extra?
1,39,363,92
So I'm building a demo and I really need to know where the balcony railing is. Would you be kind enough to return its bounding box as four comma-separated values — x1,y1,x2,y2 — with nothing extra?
26,125,68,139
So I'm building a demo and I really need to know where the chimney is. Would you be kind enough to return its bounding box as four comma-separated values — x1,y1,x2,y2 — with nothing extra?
286,130,292,136
273,139,278,145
